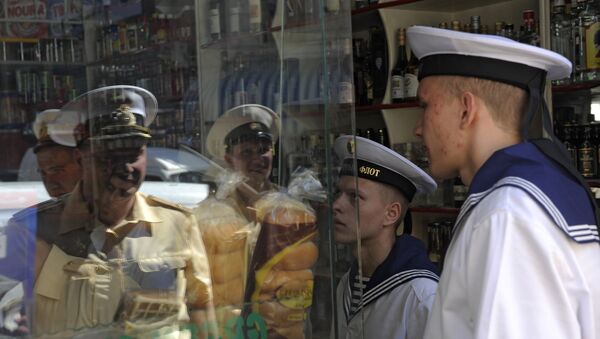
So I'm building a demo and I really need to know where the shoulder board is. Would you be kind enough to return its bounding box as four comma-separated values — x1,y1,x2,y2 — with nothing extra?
146,195,192,214
12,196,65,220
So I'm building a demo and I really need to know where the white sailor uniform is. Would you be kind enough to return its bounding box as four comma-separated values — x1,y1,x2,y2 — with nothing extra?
336,235,439,339
424,142,600,339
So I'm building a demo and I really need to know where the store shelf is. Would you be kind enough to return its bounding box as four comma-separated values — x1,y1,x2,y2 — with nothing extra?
0,61,85,68
552,81,600,93
0,19,82,24
356,102,419,112
587,180,600,188
352,0,421,15
352,0,518,15
410,206,460,214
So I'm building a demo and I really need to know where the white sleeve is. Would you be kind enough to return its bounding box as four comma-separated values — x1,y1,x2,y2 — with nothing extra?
406,280,437,339
465,205,581,339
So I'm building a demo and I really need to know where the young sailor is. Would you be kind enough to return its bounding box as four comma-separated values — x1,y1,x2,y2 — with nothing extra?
332,135,439,339
407,26,600,339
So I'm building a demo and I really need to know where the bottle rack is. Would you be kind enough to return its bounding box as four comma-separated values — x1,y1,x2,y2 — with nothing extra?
87,1,197,150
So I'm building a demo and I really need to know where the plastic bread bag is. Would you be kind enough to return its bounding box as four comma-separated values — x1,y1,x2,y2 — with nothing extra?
193,169,255,336
242,189,319,339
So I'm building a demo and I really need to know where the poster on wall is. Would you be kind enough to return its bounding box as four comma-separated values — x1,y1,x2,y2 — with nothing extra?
48,0,82,37
4,0,48,39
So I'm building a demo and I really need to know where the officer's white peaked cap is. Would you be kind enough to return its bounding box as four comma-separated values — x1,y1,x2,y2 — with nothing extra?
206,104,280,160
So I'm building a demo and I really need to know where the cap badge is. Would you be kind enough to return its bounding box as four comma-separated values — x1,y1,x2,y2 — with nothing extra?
38,124,50,141
112,104,135,125
347,139,355,154
249,122,261,130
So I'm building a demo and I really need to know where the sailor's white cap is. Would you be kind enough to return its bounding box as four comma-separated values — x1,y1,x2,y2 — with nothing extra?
406,26,572,84
33,109,77,151
206,104,280,160
335,135,437,202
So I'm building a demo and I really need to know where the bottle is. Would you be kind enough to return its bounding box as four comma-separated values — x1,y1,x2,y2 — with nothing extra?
453,177,467,208
391,28,407,103
338,38,354,104
405,47,419,101
365,128,375,141
369,25,387,104
470,15,481,33
353,39,366,104
179,5,195,41
551,0,573,83
376,128,389,147
248,0,263,33
578,124,597,178
563,122,578,167
228,0,241,36
519,10,540,46
363,53,374,105
209,0,224,41
233,53,248,106
575,0,599,81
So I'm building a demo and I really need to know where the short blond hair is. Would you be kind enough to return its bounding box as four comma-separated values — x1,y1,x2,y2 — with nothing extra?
440,76,528,133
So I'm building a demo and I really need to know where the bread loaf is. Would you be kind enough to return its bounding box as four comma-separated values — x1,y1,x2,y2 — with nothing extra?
243,193,319,339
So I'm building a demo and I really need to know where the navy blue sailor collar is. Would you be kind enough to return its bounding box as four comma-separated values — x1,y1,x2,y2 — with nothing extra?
455,141,599,244
344,235,439,321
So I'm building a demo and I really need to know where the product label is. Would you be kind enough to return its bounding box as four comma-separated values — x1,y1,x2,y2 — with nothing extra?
276,279,314,309
249,1,261,25
391,75,405,99
6,0,48,38
209,8,220,35
578,147,596,177
405,73,418,98
230,6,240,33
585,21,600,70
338,81,354,104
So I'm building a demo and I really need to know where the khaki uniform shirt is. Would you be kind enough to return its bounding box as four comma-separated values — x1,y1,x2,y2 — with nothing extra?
28,184,213,337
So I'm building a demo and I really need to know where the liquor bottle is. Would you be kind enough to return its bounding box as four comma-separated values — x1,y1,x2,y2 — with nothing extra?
453,177,467,208
363,48,375,105
353,39,366,105
369,25,387,104
209,0,225,40
519,10,540,46
377,128,389,147
391,28,407,103
563,122,578,167
228,0,242,36
470,15,481,33
551,0,573,76
365,128,375,141
578,124,597,178
338,38,354,104
249,0,263,33
576,0,599,81
405,47,419,101
233,53,248,106
451,20,461,31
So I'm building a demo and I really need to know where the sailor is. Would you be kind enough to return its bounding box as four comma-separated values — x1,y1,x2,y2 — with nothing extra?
32,109,82,197
407,26,600,339
205,103,280,218
332,135,439,339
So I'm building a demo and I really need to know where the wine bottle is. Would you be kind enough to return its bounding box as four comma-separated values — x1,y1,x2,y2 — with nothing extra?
391,28,407,103
369,25,387,104
338,38,354,104
405,47,419,101
209,0,224,41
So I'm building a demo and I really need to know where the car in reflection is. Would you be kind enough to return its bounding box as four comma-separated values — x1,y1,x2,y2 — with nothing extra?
2,145,215,225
